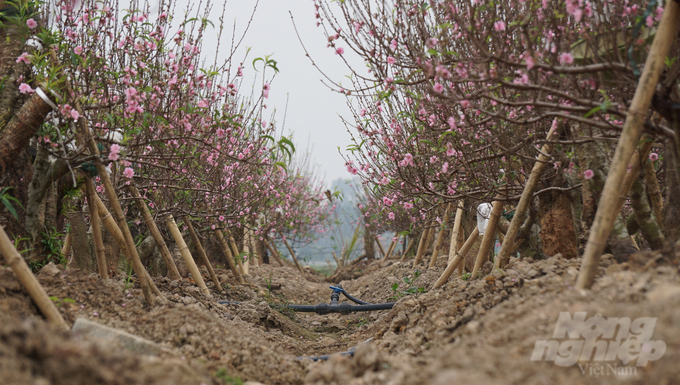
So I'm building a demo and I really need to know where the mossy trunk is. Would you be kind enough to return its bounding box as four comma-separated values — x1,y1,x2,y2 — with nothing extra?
66,204,94,272
663,139,680,242
629,176,664,250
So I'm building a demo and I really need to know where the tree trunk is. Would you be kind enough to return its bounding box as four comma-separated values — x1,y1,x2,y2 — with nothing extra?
539,191,578,259
363,212,375,259
66,204,93,272
255,236,269,264
663,140,680,242
629,176,664,250
0,92,55,172
85,178,108,279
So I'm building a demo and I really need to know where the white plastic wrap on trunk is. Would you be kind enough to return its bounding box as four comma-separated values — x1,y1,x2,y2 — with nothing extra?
477,203,493,235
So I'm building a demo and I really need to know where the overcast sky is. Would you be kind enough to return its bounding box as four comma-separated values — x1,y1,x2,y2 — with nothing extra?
200,0,361,187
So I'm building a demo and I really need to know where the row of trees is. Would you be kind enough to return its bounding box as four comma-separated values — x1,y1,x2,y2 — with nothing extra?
313,0,680,283
0,0,334,307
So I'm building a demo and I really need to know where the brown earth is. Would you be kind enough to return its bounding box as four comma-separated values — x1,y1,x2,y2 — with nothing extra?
1,245,679,384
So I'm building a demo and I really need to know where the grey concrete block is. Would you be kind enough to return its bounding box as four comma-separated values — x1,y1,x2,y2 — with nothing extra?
72,317,166,356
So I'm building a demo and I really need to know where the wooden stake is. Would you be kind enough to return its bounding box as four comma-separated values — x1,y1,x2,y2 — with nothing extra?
281,235,304,273
399,235,418,261
413,222,436,267
576,2,680,290
242,230,251,275
0,225,68,330
432,227,480,289
429,203,452,269
471,200,504,277
457,226,465,276
166,216,211,297
128,185,181,281
263,236,285,266
408,226,430,264
375,235,386,258
88,191,163,298
495,124,559,269
448,201,464,264
183,216,220,289
379,238,396,267
225,231,246,276
214,229,244,284
84,178,108,279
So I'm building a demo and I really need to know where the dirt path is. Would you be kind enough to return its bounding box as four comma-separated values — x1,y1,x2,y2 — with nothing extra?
1,249,679,384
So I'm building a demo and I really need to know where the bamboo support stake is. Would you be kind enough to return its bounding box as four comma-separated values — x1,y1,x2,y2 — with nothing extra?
226,231,246,276
0,225,68,330
576,2,680,290
399,236,418,261
85,178,108,279
429,203,452,269
408,226,430,264
248,230,260,268
414,223,436,267
87,191,162,298
375,235,386,258
495,124,559,269
242,230,251,275
281,235,304,273
129,186,181,281
183,216,220,289
214,229,244,284
457,226,465,276
448,201,464,264
471,200,504,277
265,235,287,267
263,236,285,266
432,227,480,289
166,216,211,297
61,230,71,259
379,238,396,266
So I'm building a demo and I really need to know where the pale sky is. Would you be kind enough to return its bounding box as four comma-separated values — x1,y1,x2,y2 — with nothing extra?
203,0,361,187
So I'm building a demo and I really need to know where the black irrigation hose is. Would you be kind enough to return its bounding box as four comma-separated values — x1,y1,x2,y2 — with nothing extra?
218,284,395,315
217,301,395,315
287,302,395,315
338,288,371,305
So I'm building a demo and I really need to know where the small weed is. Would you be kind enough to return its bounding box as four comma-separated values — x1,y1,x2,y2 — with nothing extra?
122,261,135,291
461,272,472,281
49,296,76,307
356,317,370,327
389,270,427,300
269,300,298,321
264,273,273,300
0,187,22,220
214,368,244,385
